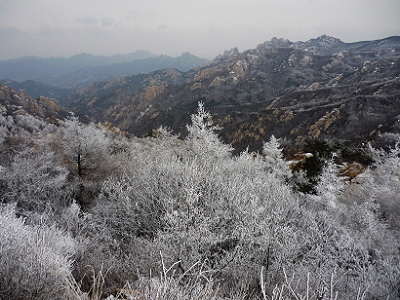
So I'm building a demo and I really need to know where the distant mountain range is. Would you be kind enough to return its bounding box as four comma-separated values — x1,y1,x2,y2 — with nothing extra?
64,35,400,152
0,79,74,100
1,35,400,154
46,52,210,89
0,50,156,81
0,51,209,89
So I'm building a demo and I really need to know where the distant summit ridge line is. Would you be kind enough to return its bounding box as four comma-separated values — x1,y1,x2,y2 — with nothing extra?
0,51,209,89
213,35,400,64
0,50,157,64
62,35,400,153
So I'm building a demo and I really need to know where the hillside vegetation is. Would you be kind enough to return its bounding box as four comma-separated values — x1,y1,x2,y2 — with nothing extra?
1,103,400,299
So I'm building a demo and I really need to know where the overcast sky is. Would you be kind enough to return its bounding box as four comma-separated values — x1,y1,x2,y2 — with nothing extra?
0,0,399,60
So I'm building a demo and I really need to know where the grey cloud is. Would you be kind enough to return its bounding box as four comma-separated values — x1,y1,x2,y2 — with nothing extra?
126,10,141,20
75,15,99,25
101,17,116,27
37,24,64,36
0,27,27,36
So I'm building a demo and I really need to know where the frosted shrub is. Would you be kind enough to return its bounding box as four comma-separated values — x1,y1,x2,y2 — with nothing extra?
117,257,223,300
2,115,56,150
0,114,14,128
71,181,150,295
33,102,397,299
115,105,300,295
0,141,69,213
0,204,76,300
351,142,400,230
15,114,49,134
0,115,30,160
87,104,325,296
137,105,400,299
299,148,400,299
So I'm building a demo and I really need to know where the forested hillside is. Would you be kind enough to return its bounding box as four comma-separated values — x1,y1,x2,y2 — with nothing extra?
1,103,400,299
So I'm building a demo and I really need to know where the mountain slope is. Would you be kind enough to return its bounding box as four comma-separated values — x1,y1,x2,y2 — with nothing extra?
67,35,400,152
0,82,71,120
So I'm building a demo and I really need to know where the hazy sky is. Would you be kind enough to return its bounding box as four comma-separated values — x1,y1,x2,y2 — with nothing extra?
0,0,399,60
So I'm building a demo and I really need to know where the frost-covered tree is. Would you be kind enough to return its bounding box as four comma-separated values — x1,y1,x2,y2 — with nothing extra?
184,102,232,160
354,142,400,231
56,118,113,208
262,135,291,179
0,115,52,162
59,117,109,179
315,156,345,208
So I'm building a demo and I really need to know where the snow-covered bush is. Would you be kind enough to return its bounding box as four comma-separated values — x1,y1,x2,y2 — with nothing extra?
0,141,69,216
0,204,76,300
1,104,400,299
81,103,400,299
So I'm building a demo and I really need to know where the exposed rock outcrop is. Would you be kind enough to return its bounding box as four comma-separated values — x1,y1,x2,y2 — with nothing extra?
0,82,70,119
308,108,341,138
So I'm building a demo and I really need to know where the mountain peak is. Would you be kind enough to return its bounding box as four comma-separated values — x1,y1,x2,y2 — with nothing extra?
180,52,193,57
313,34,342,43
290,35,344,53
211,48,240,64
266,37,293,48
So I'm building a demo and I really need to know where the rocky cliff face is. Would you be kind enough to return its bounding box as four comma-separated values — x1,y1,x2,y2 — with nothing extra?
66,35,400,152
0,83,71,120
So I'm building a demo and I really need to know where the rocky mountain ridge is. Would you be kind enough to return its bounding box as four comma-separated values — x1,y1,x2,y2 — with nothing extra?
0,82,71,120
64,35,400,153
